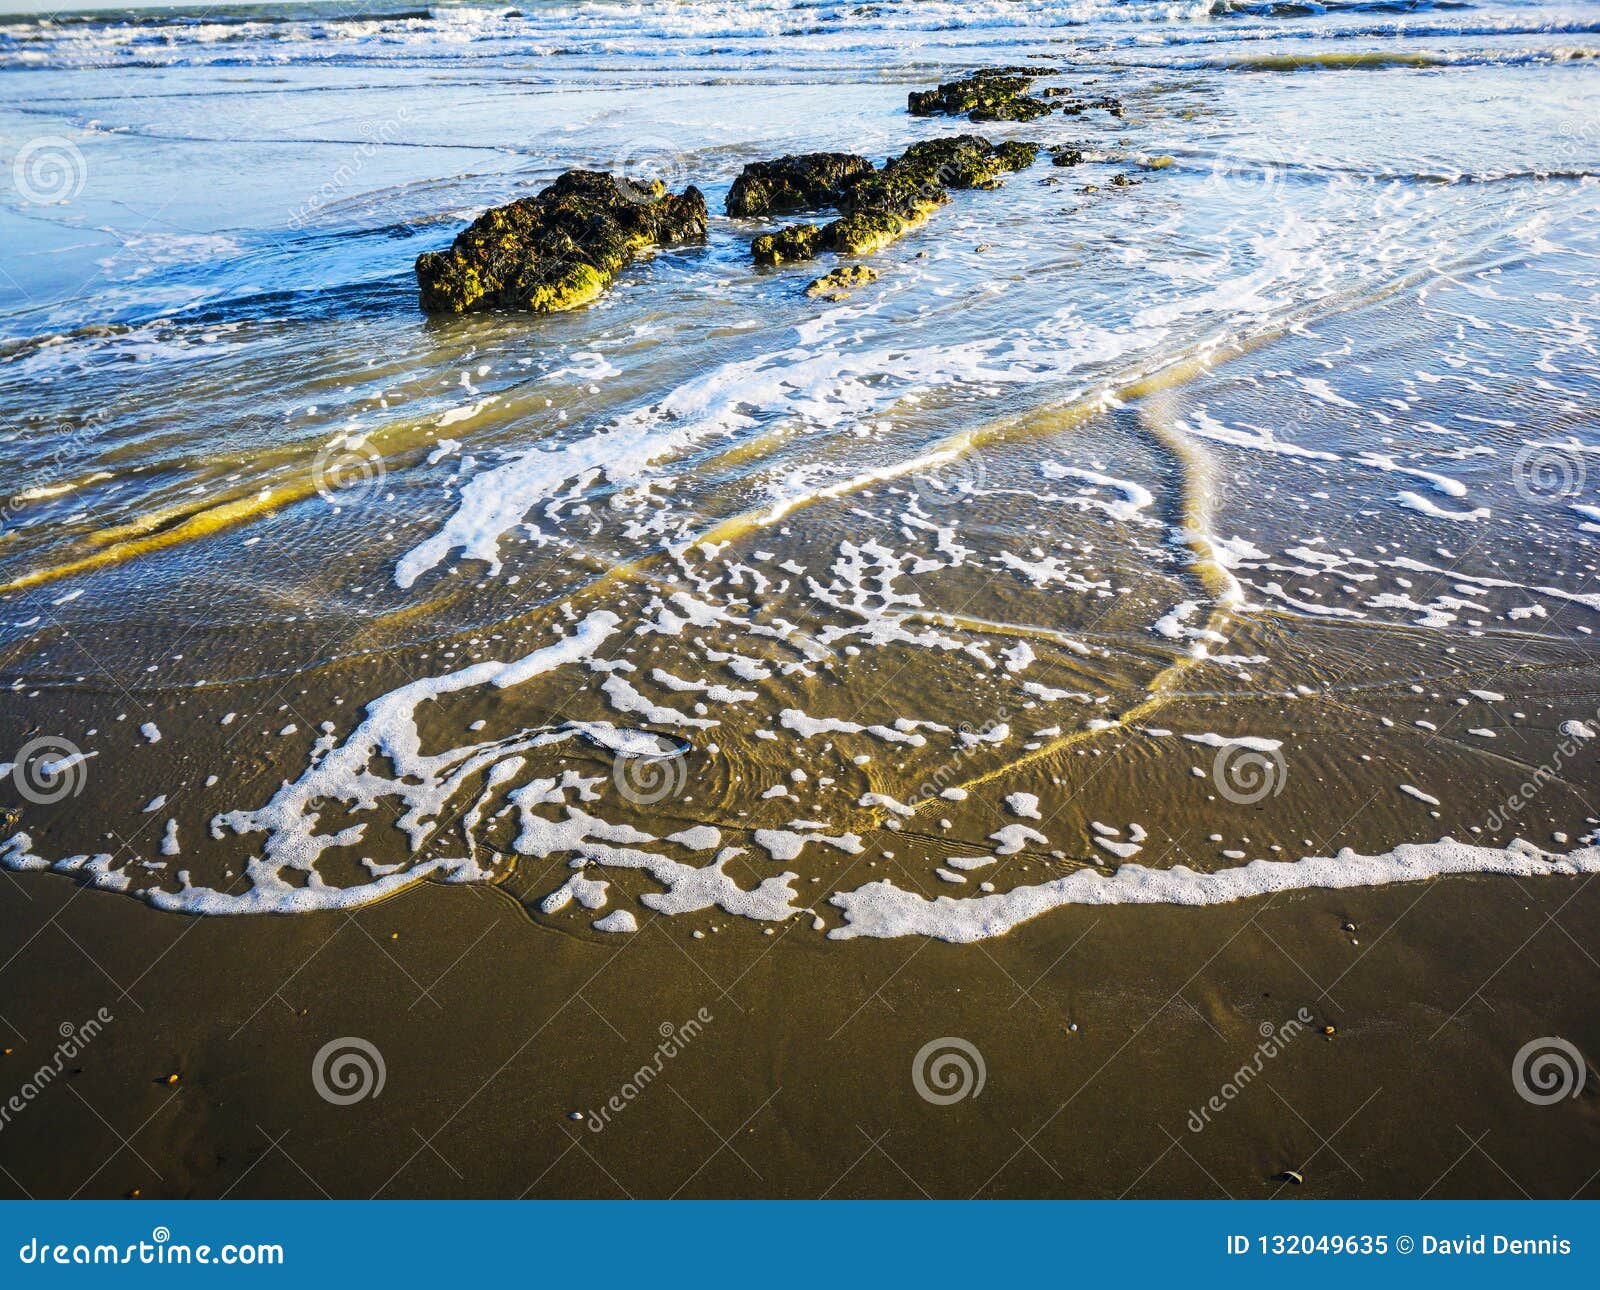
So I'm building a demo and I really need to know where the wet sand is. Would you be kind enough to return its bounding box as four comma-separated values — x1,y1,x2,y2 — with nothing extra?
1,860,1597,1199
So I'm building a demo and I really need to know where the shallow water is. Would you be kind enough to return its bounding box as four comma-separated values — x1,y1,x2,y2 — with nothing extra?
1,0,1597,938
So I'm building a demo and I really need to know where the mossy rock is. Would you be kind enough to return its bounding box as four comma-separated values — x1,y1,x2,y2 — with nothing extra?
741,133,1040,266
884,135,1037,192
753,222,824,266
1059,94,1124,119
804,264,879,299
907,68,1054,124
823,207,931,256
969,97,1054,123
415,169,706,315
726,152,875,217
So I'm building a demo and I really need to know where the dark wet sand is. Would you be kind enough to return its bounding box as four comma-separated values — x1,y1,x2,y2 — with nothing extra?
1,864,1596,1199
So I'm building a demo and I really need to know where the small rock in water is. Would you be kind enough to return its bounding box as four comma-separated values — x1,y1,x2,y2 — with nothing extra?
804,264,879,299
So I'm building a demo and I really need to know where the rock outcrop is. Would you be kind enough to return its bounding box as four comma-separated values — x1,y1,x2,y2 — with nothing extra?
415,170,706,315
725,152,875,218
908,68,1056,123
733,134,1038,267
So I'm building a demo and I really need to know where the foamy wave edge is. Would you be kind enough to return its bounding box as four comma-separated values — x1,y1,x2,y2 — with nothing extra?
828,839,1600,942
3,828,1596,941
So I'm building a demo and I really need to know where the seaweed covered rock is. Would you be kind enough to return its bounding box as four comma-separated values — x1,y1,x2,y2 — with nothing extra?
805,264,878,300
744,134,1039,266
726,152,874,217
908,68,1055,123
818,134,1037,253
824,168,949,255
415,170,706,315
1058,94,1124,118
753,222,823,266
885,135,1038,190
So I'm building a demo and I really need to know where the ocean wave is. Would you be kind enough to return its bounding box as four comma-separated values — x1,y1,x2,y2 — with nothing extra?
0,0,1525,71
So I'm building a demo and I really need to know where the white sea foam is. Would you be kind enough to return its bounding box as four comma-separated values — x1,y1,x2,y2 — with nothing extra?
828,839,1600,943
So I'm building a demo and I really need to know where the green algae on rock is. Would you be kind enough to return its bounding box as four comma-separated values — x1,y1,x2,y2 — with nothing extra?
726,152,875,218
886,135,1038,189
805,264,878,300
1058,94,1124,118
745,134,1038,267
907,68,1055,123
753,222,824,266
826,135,1037,254
415,170,706,315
